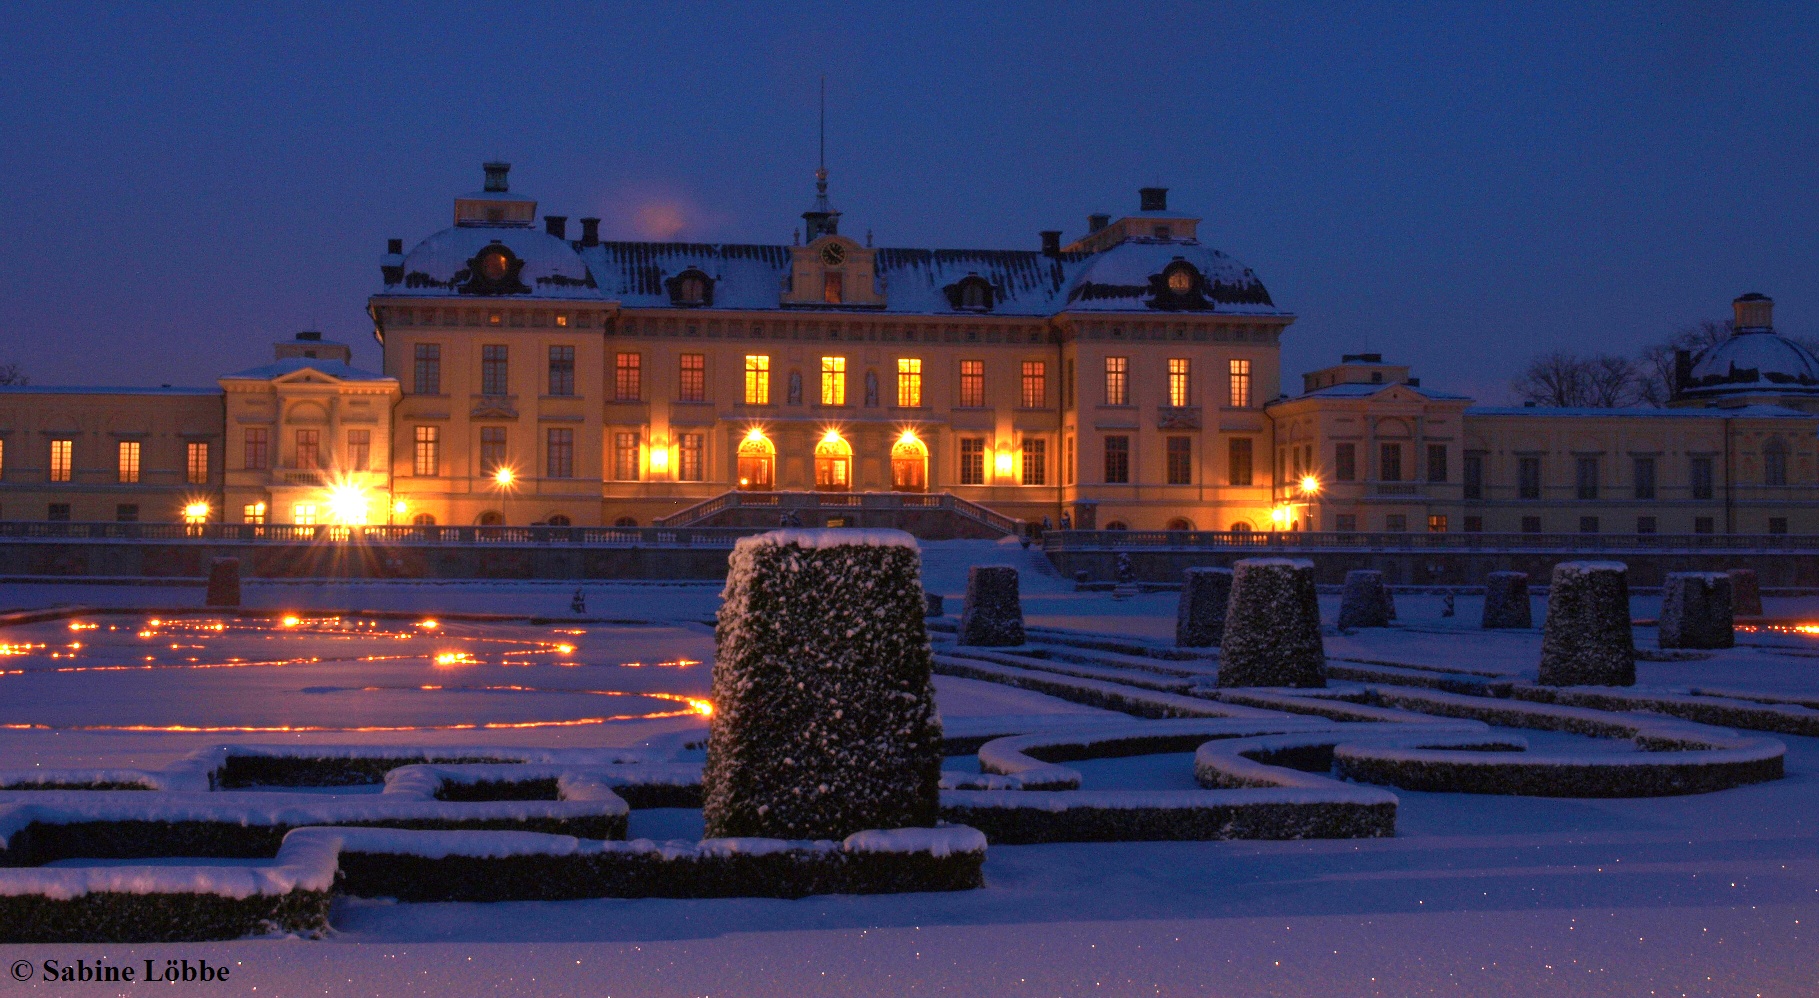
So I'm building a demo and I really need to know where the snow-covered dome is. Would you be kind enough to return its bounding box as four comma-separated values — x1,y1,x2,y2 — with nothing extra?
1683,329,1819,398
387,226,600,299
1063,241,1276,313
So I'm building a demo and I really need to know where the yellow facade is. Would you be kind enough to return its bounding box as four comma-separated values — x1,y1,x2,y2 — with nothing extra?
0,387,222,523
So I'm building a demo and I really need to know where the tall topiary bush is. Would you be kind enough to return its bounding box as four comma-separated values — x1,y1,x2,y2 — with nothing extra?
1659,572,1734,650
1176,567,1233,647
1218,558,1326,688
958,565,1025,646
1728,568,1763,617
1481,571,1532,629
1337,570,1390,629
1537,561,1635,687
703,529,943,840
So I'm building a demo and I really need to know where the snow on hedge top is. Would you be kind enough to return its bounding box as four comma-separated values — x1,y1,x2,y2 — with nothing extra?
1554,561,1629,575
1235,557,1314,570
733,528,920,553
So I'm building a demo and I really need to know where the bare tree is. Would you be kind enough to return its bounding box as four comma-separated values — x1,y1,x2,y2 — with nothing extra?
1636,319,1731,406
1585,354,1644,407
0,361,26,386
1511,352,1591,407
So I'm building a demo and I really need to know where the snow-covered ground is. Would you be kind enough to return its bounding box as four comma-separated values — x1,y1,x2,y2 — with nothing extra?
3,539,1818,996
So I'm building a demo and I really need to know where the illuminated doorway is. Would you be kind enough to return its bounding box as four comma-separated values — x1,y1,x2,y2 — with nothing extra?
891,433,928,492
736,431,774,491
814,431,852,491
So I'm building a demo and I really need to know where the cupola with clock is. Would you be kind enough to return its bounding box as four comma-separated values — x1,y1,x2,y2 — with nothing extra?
781,167,883,308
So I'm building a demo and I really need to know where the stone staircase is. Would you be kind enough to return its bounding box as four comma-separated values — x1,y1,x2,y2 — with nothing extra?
655,491,1020,540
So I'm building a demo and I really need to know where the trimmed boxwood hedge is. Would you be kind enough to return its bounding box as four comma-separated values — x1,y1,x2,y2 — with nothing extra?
938,794,1394,844
0,888,330,944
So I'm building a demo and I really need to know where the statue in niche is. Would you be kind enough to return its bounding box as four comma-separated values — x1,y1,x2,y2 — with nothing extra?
787,370,803,406
864,370,879,407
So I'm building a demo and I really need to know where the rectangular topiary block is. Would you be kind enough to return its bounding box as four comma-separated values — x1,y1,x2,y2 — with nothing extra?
1727,568,1763,616
1217,559,1326,688
1481,571,1533,629
1175,567,1233,647
705,530,944,840
1659,572,1734,650
1538,561,1635,687
1337,570,1390,629
959,565,1025,646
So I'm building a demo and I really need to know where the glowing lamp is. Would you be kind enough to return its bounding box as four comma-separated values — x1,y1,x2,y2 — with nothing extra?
649,447,670,472
182,502,210,523
1300,475,1321,495
820,428,844,446
743,427,768,446
493,467,515,487
281,615,301,628
897,429,921,447
325,482,369,525
1270,505,1291,525
994,450,1014,476
393,500,409,516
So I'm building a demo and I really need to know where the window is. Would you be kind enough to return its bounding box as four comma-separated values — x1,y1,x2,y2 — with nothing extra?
482,345,509,396
49,439,72,482
47,503,70,521
959,438,986,486
814,434,852,490
1336,514,1358,532
1690,456,1714,500
1695,516,1715,534
615,353,641,402
1167,358,1190,407
1228,437,1253,486
242,503,265,525
479,427,507,476
1021,438,1046,486
1769,517,1789,535
678,433,704,482
185,442,208,484
1063,358,1075,409
1166,436,1192,485
1104,357,1128,406
1064,435,1075,485
959,279,989,310
413,344,441,395
1518,457,1541,499
897,358,922,407
547,515,572,527
1427,444,1447,483
959,360,985,408
1104,436,1130,484
823,272,843,304
1637,516,1658,534
1633,456,1656,500
0,438,6,478
1463,453,1484,499
546,428,573,479
1022,361,1047,408
676,353,705,403
1228,359,1252,408
548,346,575,397
117,441,140,483
820,356,847,406
293,503,317,526
1575,457,1599,500
413,513,436,526
744,355,770,405
1764,438,1789,487
294,431,320,471
116,504,138,522
413,426,439,476
346,430,370,471
1428,514,1448,533
1379,442,1402,482
1464,516,1483,532
1522,515,1542,533
1385,514,1407,532
244,428,269,471
613,433,641,481
1334,443,1356,482
1580,516,1600,534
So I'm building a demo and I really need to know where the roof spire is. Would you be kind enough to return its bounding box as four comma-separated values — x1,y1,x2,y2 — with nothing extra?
803,75,841,241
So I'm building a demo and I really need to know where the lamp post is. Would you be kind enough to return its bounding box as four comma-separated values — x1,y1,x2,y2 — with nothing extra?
1298,474,1322,532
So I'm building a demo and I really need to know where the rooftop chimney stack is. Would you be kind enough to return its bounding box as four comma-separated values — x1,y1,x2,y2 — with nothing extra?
386,238,403,255
1140,187,1168,212
1087,213,1110,234
1040,230,1062,257
579,217,600,247
1733,293,1774,333
544,215,567,239
483,161,511,193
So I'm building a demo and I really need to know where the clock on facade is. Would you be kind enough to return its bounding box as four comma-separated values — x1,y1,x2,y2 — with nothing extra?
820,243,846,267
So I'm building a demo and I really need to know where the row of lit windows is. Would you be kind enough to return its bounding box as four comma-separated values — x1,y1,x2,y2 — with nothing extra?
0,439,209,485
387,307,597,329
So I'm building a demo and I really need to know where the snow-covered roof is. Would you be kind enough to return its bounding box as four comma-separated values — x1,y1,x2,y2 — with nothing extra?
388,225,602,300
219,359,394,382
1061,241,1277,313
1466,404,1814,419
0,385,219,396
1292,383,1473,401
1683,330,1819,397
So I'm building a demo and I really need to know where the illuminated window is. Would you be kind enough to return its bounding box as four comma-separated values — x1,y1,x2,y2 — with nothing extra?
1104,357,1128,406
959,360,985,408
1021,438,1046,486
242,503,266,525
480,427,507,476
959,438,985,486
293,503,317,526
0,438,5,478
548,345,575,396
244,428,268,471
413,426,439,477
744,355,770,405
481,345,509,396
49,439,72,482
1429,514,1448,533
1104,436,1130,483
814,433,852,490
555,314,569,327
294,430,320,471
679,433,704,482
613,432,641,481
117,441,140,484
897,358,922,407
679,353,705,403
820,356,847,406
823,272,844,304
736,432,774,490
413,343,441,395
1021,361,1046,408
614,352,641,402
1168,358,1191,407
346,430,370,471
186,442,209,484
1167,436,1192,485
1228,358,1251,408
546,428,573,479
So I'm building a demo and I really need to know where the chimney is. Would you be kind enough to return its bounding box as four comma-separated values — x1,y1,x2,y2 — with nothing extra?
1139,187,1168,212
297,331,322,342
1733,293,1773,333
483,161,511,193
1040,230,1062,257
1674,348,1693,396
386,238,403,255
381,238,404,284
579,217,600,246
544,215,567,239
1087,213,1110,234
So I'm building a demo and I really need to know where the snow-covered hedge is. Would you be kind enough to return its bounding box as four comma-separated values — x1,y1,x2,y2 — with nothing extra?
1217,559,1326,688
1337,570,1391,629
924,590,945,618
958,565,1026,646
931,653,1274,720
705,529,943,840
1537,561,1635,687
1728,568,1764,616
1332,730,1784,797
1175,567,1233,647
382,762,705,810
1511,685,1819,738
1658,572,1734,650
1481,571,1532,629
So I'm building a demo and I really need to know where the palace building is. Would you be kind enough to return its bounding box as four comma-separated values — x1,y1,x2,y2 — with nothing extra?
3,162,1817,536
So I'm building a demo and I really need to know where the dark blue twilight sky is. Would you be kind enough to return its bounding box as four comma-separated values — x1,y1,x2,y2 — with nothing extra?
1,2,1815,403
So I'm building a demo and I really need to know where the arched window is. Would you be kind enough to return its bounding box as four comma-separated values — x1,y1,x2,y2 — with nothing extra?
1104,520,1129,531
736,431,775,491
949,275,994,312
1764,436,1789,487
1230,521,1254,534
892,434,928,492
1166,517,1193,531
546,514,572,526
477,511,503,526
814,432,853,491
614,516,638,528
669,269,712,307
412,513,436,526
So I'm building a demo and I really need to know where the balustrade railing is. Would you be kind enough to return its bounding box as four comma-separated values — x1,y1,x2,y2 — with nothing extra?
1043,529,1819,553
0,521,765,548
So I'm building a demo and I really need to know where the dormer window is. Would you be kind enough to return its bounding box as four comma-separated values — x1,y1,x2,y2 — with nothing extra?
477,248,511,282
947,274,995,312
1166,268,1193,294
665,268,714,307
460,242,530,296
824,272,844,304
